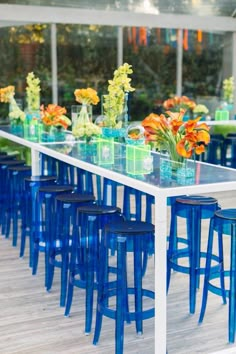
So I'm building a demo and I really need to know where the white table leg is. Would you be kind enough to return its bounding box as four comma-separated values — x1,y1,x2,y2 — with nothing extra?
154,192,168,354
31,148,41,176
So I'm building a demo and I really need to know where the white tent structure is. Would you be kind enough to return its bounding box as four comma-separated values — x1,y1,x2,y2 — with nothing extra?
0,1,235,112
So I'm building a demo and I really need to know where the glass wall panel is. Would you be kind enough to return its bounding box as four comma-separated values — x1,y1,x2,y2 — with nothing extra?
123,27,177,120
56,24,117,117
0,24,51,119
182,30,225,116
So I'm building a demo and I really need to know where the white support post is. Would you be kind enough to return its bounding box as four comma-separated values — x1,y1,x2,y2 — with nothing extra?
51,23,58,105
117,26,123,66
176,29,183,96
233,31,236,118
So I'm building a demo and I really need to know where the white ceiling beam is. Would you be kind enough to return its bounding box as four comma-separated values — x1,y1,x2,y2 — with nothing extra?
0,4,235,32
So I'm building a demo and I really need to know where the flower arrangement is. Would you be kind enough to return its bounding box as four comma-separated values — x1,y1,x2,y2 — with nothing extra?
0,85,26,124
193,104,209,116
40,104,71,129
26,72,41,111
142,108,210,162
72,88,101,140
102,63,135,128
223,76,234,104
163,95,196,113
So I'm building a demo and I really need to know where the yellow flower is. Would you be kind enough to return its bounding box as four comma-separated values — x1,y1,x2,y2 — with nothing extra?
74,88,100,105
0,85,15,103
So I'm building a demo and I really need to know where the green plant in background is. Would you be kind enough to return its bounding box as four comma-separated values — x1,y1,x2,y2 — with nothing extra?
223,76,234,104
9,24,47,44
26,72,41,111
103,63,135,128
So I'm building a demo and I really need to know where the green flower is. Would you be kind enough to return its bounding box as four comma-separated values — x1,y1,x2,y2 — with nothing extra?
103,63,135,128
223,76,234,104
9,97,26,124
26,72,41,111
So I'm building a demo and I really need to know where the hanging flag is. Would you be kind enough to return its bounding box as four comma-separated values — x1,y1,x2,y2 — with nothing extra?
183,29,188,51
156,28,161,44
165,28,170,44
197,30,202,42
127,27,132,44
132,27,138,52
139,27,147,46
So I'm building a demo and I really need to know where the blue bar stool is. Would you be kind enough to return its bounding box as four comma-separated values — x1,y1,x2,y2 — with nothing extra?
199,209,236,343
40,154,75,185
93,220,155,354
102,177,121,206
6,165,32,246
204,134,224,165
32,184,75,286
65,204,123,335
222,135,236,168
167,195,219,314
47,192,96,307
0,159,26,235
21,176,57,265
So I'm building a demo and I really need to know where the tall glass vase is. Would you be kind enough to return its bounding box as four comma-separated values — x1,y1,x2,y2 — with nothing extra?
72,104,92,128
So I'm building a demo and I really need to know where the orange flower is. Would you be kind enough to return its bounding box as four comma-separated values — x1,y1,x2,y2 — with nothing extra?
40,104,71,129
142,108,210,161
163,95,196,112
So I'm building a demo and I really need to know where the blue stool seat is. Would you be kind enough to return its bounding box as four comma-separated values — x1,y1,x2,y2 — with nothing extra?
47,192,96,307
32,184,75,286
167,195,219,314
93,220,155,354
65,204,123,335
22,175,57,266
0,154,15,161
6,165,32,246
199,209,236,343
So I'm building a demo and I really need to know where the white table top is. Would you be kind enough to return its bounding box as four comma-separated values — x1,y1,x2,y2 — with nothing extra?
1,126,236,354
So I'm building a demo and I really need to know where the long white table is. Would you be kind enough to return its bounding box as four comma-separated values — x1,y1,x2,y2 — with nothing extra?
1,126,236,354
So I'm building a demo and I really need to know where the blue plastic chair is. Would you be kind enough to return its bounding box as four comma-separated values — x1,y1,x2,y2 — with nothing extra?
21,175,57,266
0,159,26,236
64,204,123,335
167,195,219,314
47,192,96,307
32,184,75,286
199,209,236,343
93,220,155,354
6,165,32,246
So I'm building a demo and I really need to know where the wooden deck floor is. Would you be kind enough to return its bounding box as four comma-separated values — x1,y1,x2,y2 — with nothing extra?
1,190,236,354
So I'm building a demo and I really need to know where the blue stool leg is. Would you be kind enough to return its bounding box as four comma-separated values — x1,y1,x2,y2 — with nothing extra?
218,224,227,305
189,207,198,314
167,203,178,292
93,232,107,345
116,237,126,354
229,223,236,343
85,215,96,334
64,222,78,316
134,235,143,334
199,217,220,323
